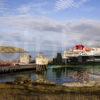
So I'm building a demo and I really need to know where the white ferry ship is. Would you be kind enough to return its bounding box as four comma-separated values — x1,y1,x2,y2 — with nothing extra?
63,44,100,64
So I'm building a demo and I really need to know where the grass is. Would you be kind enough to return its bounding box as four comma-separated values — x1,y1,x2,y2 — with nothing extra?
0,82,99,100
0,82,100,94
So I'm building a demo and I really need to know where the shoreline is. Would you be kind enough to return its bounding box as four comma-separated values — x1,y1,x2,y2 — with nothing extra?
0,79,100,100
0,80,100,95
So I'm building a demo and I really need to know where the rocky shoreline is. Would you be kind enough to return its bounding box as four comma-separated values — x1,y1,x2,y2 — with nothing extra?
0,76,100,100
3,76,100,94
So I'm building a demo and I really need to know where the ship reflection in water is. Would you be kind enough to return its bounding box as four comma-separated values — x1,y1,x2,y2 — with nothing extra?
0,65,100,84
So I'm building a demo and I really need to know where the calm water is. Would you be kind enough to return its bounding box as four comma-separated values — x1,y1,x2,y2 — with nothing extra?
0,65,100,84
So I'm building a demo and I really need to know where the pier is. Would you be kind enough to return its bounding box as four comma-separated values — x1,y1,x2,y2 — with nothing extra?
0,63,48,73
35,54,48,71
0,64,35,73
0,53,49,73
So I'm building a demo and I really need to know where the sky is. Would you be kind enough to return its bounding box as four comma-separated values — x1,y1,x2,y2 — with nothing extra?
0,0,100,53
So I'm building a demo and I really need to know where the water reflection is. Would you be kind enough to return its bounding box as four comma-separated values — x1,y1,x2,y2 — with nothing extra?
35,72,47,82
72,70,90,83
0,65,100,84
47,65,100,84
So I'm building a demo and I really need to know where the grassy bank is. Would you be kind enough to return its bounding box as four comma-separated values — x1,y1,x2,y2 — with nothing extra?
0,81,100,100
3,82,100,94
0,82,100,96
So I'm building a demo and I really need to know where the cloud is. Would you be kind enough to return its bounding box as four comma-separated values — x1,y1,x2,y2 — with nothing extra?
17,1,50,15
0,0,99,53
67,20,100,47
55,0,89,11
0,0,51,16
0,15,64,32
0,15,100,51
17,5,32,15
0,15,65,51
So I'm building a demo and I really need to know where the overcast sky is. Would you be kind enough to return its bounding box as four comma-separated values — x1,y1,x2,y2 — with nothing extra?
0,0,100,52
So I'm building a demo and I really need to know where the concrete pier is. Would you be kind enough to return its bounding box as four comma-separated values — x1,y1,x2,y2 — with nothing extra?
36,65,47,72
0,65,48,73
0,63,48,73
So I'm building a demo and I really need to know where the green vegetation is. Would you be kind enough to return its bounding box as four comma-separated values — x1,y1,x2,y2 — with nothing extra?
0,46,25,53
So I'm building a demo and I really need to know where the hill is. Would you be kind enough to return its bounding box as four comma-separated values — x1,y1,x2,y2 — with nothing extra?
0,46,25,53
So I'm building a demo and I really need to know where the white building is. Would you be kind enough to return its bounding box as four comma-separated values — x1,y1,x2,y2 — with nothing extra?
35,54,48,65
20,53,31,64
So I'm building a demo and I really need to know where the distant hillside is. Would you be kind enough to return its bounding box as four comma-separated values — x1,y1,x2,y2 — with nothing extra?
0,46,25,53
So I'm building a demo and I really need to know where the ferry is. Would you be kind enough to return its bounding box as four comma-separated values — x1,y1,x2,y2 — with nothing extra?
63,44,100,64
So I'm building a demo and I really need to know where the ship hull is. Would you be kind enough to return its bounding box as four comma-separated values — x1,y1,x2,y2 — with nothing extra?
63,55,100,65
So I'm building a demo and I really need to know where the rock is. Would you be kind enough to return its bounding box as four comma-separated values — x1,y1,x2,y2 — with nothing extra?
14,75,32,85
